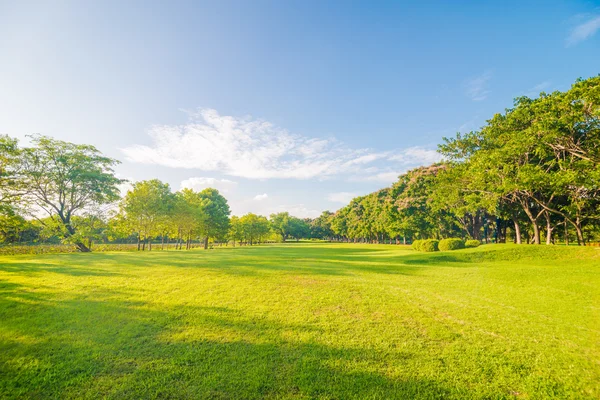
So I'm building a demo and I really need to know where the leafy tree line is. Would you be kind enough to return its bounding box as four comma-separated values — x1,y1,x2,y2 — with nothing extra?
1,76,598,250
323,76,600,245
0,137,320,250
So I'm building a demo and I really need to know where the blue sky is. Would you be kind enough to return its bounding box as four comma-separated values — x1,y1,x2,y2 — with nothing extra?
1,0,599,217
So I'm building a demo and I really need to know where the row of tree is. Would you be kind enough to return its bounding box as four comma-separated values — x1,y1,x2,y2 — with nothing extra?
1,75,598,249
323,76,600,245
0,137,319,250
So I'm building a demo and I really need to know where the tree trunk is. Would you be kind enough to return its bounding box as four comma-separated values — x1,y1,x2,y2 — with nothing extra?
574,224,585,246
531,222,540,245
59,214,91,252
544,212,553,245
161,235,164,251
74,241,91,252
564,220,569,246
513,219,522,244
204,236,209,250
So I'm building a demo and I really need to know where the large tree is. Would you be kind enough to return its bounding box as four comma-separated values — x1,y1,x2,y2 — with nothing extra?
17,135,122,252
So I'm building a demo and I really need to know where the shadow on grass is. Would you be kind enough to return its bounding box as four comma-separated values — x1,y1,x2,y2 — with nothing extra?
0,254,127,277
0,282,459,399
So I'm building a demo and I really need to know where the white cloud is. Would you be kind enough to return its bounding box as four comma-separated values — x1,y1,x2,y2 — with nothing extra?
464,71,493,101
566,15,600,46
122,108,380,180
253,193,268,201
180,177,238,193
327,192,359,203
121,108,440,181
388,146,442,165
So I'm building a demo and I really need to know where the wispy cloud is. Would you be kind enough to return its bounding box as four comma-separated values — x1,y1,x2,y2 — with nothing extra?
180,177,237,193
566,15,600,46
122,108,441,181
388,146,442,165
327,192,359,203
464,71,493,101
253,193,268,201
524,81,551,97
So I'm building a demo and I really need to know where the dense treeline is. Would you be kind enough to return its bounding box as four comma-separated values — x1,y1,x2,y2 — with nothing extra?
326,76,600,245
0,135,321,251
1,76,598,251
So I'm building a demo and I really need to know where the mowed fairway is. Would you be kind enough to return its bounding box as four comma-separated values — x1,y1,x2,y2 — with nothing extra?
0,244,599,399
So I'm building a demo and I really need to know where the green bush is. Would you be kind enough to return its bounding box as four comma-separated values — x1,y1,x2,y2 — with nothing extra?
421,239,439,252
465,239,481,248
438,238,465,251
411,239,424,251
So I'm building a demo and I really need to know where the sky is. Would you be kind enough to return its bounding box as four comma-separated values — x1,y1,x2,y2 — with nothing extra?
1,0,599,218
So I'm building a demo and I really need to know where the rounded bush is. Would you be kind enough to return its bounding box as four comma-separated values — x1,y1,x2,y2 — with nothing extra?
465,239,481,248
438,238,465,251
421,239,439,252
411,239,424,251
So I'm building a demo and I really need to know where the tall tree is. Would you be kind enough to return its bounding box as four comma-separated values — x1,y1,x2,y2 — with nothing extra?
270,212,292,241
120,179,173,250
17,135,122,252
197,188,231,249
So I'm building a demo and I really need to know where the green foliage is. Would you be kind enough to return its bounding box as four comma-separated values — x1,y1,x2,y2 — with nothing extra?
197,188,231,246
421,239,439,252
14,135,123,251
270,212,292,240
269,212,311,241
0,135,23,214
411,239,424,251
310,211,334,239
438,238,465,251
120,179,174,243
237,213,271,245
465,239,481,248
327,75,600,246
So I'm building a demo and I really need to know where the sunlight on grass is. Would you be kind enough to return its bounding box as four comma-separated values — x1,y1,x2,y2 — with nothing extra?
1,243,599,399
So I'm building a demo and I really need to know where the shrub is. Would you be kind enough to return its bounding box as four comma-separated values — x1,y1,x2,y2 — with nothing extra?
421,239,439,252
465,239,481,248
411,239,424,251
438,238,465,251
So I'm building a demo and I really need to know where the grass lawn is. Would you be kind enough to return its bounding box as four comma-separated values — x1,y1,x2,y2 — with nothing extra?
0,243,599,399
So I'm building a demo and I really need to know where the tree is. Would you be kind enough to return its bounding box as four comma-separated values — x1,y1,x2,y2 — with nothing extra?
0,135,23,215
228,216,244,246
172,189,205,250
16,135,122,252
310,211,334,239
288,217,310,241
270,212,292,241
238,213,270,245
197,188,231,249
120,179,173,250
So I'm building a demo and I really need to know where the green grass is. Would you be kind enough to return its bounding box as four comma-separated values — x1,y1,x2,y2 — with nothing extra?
0,243,599,399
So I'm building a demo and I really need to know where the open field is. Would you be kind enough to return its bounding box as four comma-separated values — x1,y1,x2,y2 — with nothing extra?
0,243,599,399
